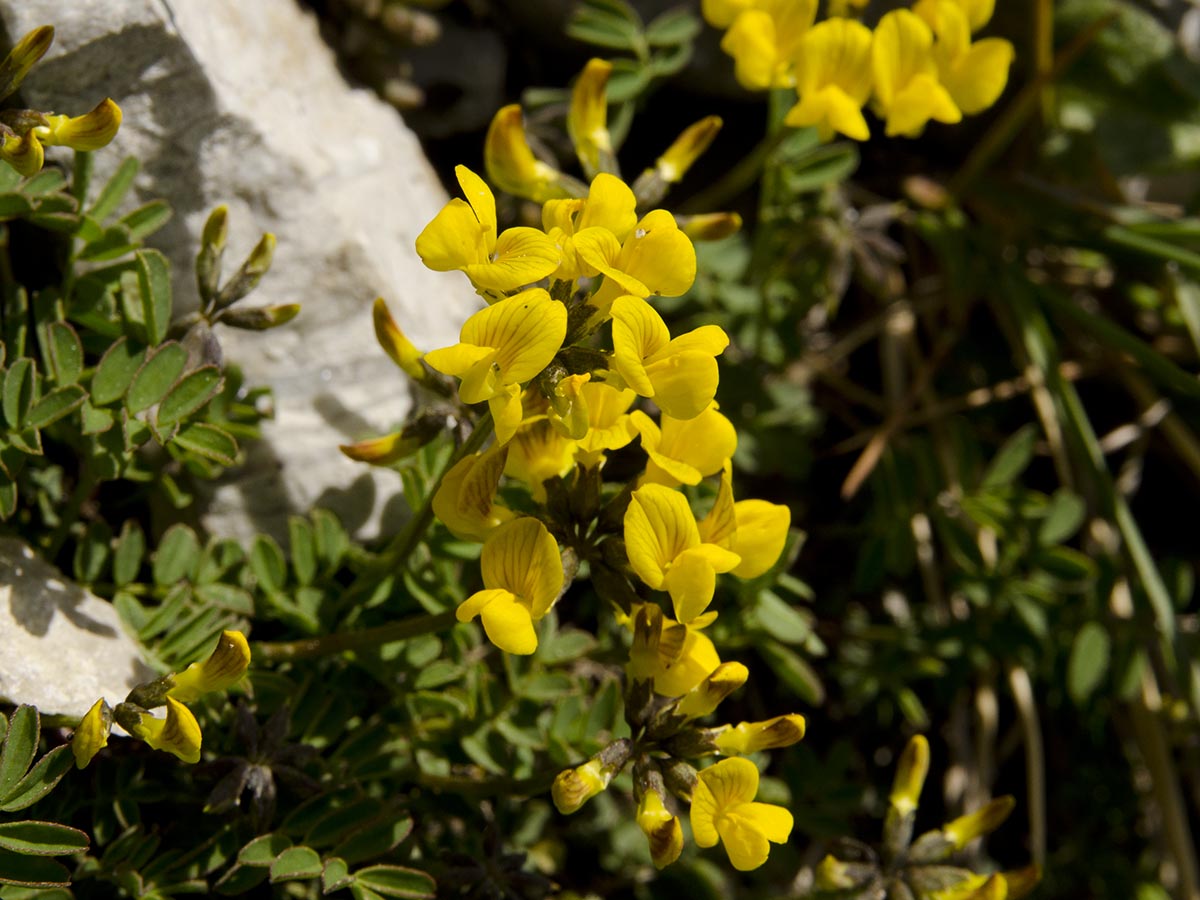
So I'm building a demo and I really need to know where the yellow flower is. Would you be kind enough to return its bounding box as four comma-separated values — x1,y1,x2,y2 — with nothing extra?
712,714,807,754
424,287,567,444
720,0,818,90
456,517,563,654
610,295,728,420
871,9,961,137
624,484,740,623
633,404,737,488
432,443,513,540
0,131,43,177
542,173,638,283
690,757,793,871
626,602,722,696
784,18,873,142
889,734,930,815
568,59,614,178
574,381,638,463
637,789,684,868
552,757,611,813
698,469,791,579
547,373,592,440
167,630,251,702
943,796,1016,849
484,104,574,203
415,165,561,294
505,414,578,501
128,698,203,764
37,98,123,151
675,661,749,718
917,0,1014,116
72,698,113,769
574,211,697,316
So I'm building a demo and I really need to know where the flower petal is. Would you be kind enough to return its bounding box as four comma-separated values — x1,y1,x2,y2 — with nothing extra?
624,484,701,590
481,517,563,617
414,199,488,272
611,295,670,397
731,499,791,579
464,226,561,293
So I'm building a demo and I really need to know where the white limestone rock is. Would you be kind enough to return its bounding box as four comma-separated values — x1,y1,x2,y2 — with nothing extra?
0,0,477,542
0,538,155,721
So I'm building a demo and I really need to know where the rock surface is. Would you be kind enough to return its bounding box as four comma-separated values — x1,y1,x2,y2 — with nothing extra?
0,0,477,542
0,538,155,720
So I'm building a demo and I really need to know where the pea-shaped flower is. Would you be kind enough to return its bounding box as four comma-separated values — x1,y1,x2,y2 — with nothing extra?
424,288,568,444
624,484,740,623
632,404,737,488
415,164,560,293
690,758,794,871
784,17,874,142
872,10,962,137
456,517,564,655
610,295,728,421
575,211,697,315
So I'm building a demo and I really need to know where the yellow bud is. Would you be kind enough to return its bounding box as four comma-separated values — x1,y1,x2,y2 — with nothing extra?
548,373,591,440
0,26,54,100
943,795,1016,849
0,130,44,177
39,98,122,151
202,205,229,253
679,212,743,242
656,116,722,184
373,297,426,382
167,630,251,703
567,58,613,178
713,714,806,755
815,854,855,890
127,698,202,764
484,104,573,203
72,698,113,769
552,758,610,814
635,790,683,869
889,734,930,814
675,661,748,719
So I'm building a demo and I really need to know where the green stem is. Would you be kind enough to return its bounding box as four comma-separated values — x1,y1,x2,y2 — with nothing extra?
253,610,457,662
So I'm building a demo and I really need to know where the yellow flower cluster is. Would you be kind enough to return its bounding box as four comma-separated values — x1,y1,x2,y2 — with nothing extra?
702,0,1014,140
0,26,122,176
385,59,811,873
72,630,251,768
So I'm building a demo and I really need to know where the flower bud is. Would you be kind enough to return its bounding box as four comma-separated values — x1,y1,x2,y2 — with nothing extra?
551,757,611,814
712,714,806,755
675,661,748,719
72,698,113,769
942,796,1016,849
636,789,683,869
814,854,873,891
0,130,44,177
39,98,122,151
890,734,930,815
567,59,614,178
373,297,427,382
0,26,54,99
679,212,743,242
656,116,722,184
119,698,202,764
167,630,251,703
484,104,575,203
